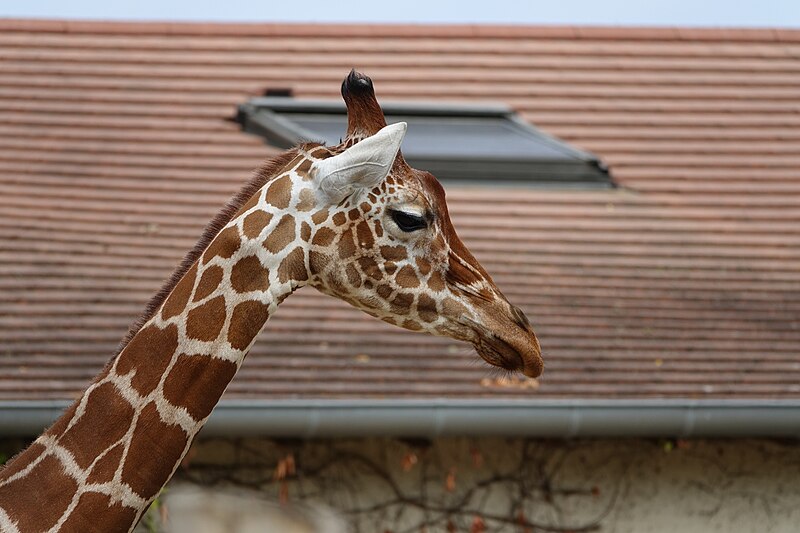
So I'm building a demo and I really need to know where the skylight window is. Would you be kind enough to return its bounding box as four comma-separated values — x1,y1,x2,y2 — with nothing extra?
236,98,612,187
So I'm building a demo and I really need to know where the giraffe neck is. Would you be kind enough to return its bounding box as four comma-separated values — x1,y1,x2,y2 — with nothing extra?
0,152,322,533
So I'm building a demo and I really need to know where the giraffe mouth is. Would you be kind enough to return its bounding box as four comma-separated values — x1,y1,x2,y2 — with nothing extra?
464,317,543,378
474,337,525,373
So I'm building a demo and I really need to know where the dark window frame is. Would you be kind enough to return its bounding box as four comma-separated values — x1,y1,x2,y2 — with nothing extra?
236,98,613,188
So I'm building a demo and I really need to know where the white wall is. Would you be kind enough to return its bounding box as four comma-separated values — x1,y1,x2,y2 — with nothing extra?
147,437,800,532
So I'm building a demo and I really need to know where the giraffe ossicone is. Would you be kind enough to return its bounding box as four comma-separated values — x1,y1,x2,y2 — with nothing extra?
0,70,542,533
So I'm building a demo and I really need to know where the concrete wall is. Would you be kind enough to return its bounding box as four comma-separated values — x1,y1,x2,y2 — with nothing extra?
153,437,800,532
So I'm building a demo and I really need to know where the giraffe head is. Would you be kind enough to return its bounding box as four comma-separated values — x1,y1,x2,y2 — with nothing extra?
298,71,542,378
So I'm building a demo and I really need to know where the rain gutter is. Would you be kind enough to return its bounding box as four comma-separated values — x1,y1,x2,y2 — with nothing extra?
1,399,799,439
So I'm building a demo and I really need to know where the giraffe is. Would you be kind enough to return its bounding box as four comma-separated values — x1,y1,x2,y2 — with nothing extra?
0,70,543,533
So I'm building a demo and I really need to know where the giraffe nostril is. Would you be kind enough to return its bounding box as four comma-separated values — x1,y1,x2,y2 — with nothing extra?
511,305,531,330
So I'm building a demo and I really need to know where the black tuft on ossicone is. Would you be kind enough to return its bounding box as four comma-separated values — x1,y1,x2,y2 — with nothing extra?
341,69,375,98
340,70,390,140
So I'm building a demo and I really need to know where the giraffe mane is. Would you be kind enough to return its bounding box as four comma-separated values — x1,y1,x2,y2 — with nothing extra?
110,145,316,363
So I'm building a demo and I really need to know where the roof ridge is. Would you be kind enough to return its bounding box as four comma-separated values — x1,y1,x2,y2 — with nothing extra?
0,17,798,42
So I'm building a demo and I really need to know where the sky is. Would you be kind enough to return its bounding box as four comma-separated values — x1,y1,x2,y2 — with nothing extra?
1,0,799,28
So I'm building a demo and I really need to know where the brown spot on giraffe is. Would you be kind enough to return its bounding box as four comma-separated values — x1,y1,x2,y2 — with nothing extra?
312,226,336,247
403,319,423,331
243,210,272,239
0,454,78,532
231,255,270,293
376,284,393,299
264,214,295,254
332,212,347,226
300,221,312,241
265,174,292,209
116,323,179,396
309,147,329,158
309,250,331,275
279,246,308,284
428,271,446,292
296,158,313,175
356,221,374,248
395,264,420,288
381,245,407,261
121,402,188,499
203,226,240,263
193,265,224,302
228,300,270,351
161,262,197,320
60,492,138,532
59,382,135,470
338,227,357,259
418,293,439,323
416,257,431,275
345,263,361,287
311,208,329,225
391,292,414,312
185,295,226,342
163,354,238,420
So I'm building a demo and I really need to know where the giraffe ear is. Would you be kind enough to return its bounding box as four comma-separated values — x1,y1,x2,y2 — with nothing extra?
311,122,407,203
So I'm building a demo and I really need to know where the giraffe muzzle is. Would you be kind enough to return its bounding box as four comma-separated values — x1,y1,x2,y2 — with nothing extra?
465,316,544,379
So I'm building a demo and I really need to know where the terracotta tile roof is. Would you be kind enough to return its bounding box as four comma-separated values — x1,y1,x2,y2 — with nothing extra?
1,19,799,400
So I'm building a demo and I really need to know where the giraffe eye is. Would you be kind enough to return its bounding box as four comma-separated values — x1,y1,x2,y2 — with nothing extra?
389,210,427,232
